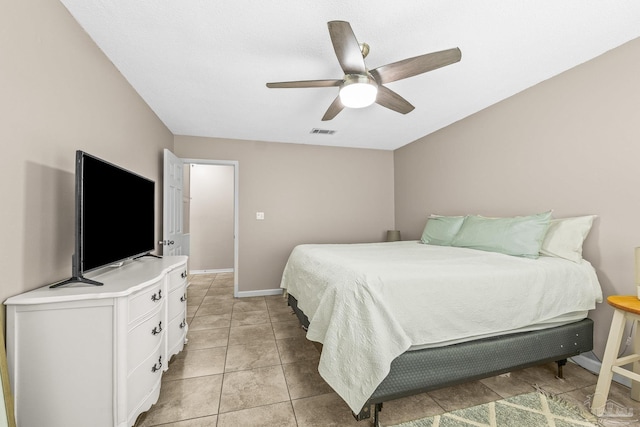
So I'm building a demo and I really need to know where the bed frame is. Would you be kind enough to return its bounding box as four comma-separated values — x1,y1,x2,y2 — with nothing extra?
288,294,594,426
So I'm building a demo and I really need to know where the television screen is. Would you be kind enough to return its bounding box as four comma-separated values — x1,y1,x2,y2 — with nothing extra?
80,151,155,273
51,151,155,288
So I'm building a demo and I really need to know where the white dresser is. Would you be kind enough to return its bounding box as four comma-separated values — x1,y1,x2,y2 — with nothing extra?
4,256,188,427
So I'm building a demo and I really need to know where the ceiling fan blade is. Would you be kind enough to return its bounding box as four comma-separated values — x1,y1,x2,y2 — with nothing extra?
321,96,344,121
370,47,461,84
327,21,367,75
266,79,342,89
376,85,415,114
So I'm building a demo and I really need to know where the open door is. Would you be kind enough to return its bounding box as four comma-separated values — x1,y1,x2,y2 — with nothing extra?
162,149,186,256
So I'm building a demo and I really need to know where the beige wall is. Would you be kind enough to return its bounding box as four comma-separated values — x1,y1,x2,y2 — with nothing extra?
174,136,395,293
189,164,235,271
1,0,173,302
394,37,640,358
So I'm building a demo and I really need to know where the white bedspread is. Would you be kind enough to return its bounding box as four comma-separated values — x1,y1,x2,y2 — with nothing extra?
279,241,602,413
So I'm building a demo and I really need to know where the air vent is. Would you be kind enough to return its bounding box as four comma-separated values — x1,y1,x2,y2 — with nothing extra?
310,128,336,135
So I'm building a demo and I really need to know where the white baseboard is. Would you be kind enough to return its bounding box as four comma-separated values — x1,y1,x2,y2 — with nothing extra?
190,268,234,274
571,352,632,388
187,270,282,298
236,288,283,298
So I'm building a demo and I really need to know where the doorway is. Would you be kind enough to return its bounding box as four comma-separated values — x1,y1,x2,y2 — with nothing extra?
187,163,234,272
177,157,239,297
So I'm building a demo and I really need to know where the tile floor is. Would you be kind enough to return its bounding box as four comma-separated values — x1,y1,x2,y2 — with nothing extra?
135,272,640,427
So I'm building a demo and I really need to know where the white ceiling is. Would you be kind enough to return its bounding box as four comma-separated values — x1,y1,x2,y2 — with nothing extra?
59,1,640,151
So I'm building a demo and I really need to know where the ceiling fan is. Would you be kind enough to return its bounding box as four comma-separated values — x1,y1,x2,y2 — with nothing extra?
266,20,461,121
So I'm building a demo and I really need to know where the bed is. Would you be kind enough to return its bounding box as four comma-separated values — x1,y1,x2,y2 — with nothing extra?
280,236,602,425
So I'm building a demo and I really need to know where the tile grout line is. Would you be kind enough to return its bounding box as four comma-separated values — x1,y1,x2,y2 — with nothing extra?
267,296,298,425
206,274,229,427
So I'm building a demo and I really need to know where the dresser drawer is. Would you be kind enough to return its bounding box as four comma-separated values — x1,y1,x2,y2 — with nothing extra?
127,347,163,414
168,266,188,292
167,313,187,359
168,286,187,321
127,308,164,371
128,279,164,324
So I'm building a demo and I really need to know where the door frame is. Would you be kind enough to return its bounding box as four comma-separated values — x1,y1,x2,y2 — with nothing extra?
181,157,239,297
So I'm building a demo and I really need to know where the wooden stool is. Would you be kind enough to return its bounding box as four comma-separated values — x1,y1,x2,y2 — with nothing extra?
591,295,640,416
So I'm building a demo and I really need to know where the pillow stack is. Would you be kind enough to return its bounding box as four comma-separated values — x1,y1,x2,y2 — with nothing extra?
421,212,596,262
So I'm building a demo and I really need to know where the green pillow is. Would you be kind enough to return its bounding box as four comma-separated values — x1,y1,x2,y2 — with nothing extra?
421,215,466,246
451,211,552,258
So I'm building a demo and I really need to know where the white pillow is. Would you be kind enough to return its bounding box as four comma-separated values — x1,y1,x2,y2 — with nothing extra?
540,215,597,263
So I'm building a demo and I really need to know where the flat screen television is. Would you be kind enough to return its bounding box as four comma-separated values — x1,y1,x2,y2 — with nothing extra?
52,150,156,288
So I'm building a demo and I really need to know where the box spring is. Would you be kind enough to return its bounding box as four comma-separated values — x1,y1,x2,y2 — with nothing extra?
287,294,593,410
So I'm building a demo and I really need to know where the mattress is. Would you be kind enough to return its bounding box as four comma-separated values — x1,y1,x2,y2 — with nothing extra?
279,241,602,413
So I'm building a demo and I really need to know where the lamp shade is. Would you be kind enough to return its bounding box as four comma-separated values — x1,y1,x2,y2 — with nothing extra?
386,230,401,242
339,75,378,108
635,247,640,299
635,247,640,285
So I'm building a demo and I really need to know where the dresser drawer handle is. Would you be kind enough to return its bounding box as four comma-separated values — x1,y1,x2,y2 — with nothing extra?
151,355,162,373
151,289,162,302
151,321,162,335
180,294,186,303
179,320,186,329
181,271,187,279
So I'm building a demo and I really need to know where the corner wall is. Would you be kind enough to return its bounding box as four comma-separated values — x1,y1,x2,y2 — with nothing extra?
1,0,173,301
394,37,640,358
173,136,395,293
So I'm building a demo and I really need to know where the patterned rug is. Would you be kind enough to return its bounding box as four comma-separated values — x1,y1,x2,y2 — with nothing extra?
390,391,599,427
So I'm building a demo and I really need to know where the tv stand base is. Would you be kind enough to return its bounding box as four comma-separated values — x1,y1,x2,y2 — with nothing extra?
50,276,103,288
135,253,162,260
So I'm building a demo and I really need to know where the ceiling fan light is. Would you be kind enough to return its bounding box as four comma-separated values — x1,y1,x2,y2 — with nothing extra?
339,75,378,108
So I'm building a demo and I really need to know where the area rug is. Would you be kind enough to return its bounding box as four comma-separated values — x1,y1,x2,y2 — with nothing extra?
390,391,599,427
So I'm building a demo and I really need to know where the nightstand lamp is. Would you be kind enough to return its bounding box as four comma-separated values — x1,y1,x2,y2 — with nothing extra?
386,230,401,242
